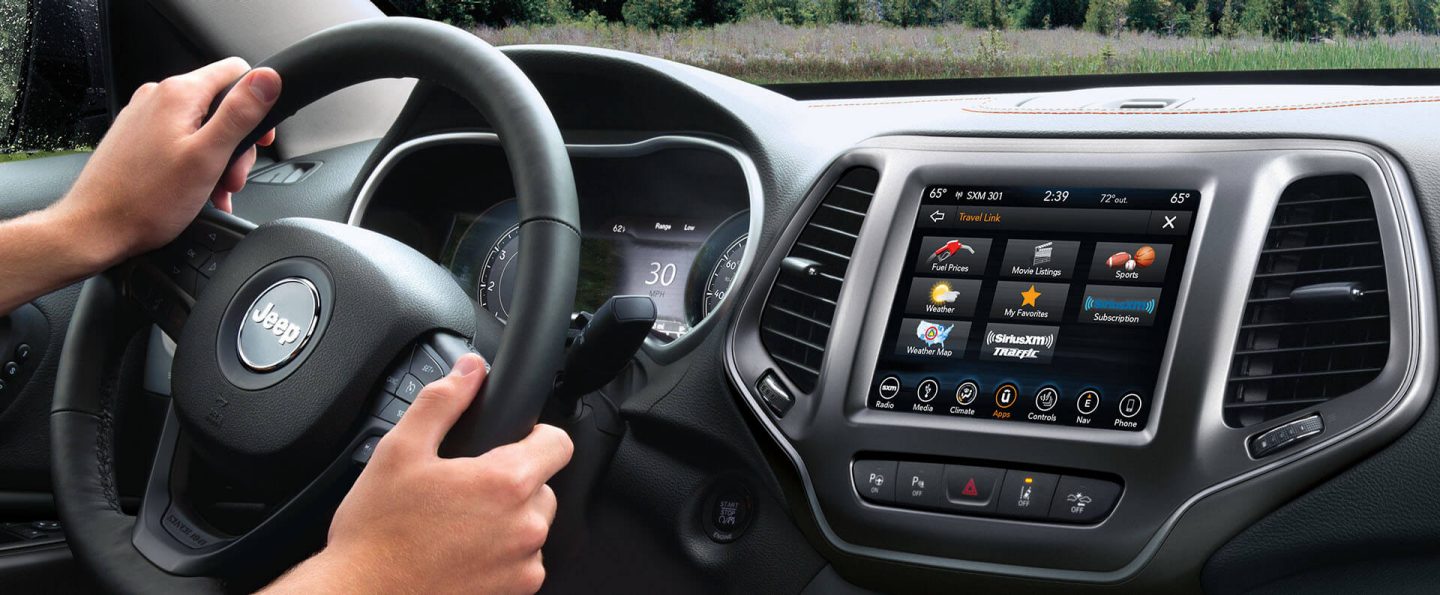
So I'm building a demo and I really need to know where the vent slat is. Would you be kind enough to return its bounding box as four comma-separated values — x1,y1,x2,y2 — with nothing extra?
759,168,879,393
1225,175,1390,428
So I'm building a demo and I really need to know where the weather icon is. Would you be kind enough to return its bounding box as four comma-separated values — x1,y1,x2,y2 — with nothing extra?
929,281,962,305
915,320,954,348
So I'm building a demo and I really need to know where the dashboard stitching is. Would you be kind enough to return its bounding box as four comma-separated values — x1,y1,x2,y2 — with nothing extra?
964,96,1440,115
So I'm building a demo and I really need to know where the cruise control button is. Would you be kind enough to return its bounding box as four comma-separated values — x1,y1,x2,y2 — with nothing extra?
1076,390,1101,415
996,470,1059,519
955,380,978,405
395,374,424,403
1049,476,1122,523
878,376,901,400
895,462,946,509
383,366,405,395
942,465,1002,513
852,460,898,503
1119,393,1144,418
994,383,1018,409
916,378,940,403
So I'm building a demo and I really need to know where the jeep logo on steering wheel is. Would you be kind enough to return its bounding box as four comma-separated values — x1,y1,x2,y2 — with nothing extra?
237,278,320,372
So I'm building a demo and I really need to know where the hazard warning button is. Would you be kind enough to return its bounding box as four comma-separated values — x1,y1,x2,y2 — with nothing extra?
942,465,1004,513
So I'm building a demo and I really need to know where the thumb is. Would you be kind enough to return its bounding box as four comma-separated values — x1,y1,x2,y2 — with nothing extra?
195,67,281,154
387,354,488,455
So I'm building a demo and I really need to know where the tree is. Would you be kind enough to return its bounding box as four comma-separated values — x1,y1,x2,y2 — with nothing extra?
1084,0,1126,33
1127,0,1163,31
1344,0,1379,34
1218,0,1239,35
623,0,695,26
1012,0,1090,28
1189,0,1213,35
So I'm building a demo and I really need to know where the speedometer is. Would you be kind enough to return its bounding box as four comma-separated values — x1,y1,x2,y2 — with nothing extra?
478,223,522,322
702,235,747,314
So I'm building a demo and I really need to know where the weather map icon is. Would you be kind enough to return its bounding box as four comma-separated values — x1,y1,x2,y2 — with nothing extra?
915,320,954,348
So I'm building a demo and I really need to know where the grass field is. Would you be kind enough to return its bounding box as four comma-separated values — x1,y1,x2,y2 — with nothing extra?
475,19,1440,83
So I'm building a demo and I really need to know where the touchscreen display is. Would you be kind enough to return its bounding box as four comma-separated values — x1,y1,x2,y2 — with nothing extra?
867,185,1200,432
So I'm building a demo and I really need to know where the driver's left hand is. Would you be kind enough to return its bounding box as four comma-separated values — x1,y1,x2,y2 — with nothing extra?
53,57,280,266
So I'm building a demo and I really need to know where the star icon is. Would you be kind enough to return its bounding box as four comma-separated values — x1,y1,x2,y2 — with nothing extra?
1020,284,1042,308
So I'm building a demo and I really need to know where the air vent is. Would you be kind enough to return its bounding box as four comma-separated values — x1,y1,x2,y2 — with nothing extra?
760,167,879,392
1225,175,1390,428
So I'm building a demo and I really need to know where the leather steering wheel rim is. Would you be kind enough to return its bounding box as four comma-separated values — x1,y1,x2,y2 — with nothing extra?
50,18,579,593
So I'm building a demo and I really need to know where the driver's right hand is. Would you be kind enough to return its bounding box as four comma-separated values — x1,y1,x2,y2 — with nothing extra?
262,353,575,595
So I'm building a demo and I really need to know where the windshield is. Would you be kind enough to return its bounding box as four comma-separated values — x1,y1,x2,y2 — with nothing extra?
388,0,1440,84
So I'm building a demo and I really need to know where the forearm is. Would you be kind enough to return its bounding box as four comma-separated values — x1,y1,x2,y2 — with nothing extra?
0,203,127,315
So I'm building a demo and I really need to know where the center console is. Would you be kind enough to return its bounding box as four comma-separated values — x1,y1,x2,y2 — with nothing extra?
726,138,1433,585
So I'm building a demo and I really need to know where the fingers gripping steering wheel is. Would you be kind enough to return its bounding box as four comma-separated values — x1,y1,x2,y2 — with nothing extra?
48,18,580,593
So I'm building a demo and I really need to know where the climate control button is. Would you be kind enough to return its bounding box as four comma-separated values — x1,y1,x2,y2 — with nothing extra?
955,380,979,405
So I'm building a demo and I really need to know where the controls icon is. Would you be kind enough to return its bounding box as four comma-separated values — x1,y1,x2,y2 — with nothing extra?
995,383,1018,409
878,376,900,400
1119,393,1144,418
1076,390,1101,415
955,381,979,406
917,378,940,403
1035,386,1059,411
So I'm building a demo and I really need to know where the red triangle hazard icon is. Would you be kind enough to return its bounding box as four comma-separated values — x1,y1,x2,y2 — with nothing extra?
961,478,979,497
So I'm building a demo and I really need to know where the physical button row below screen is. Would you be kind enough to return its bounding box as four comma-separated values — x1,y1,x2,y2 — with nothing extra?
853,458,1121,524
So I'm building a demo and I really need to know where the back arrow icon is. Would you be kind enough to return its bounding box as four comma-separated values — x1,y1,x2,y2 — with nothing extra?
929,210,945,223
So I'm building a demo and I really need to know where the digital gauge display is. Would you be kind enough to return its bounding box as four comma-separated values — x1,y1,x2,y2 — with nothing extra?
445,200,748,342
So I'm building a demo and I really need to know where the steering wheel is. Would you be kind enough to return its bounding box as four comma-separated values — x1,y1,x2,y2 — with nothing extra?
48,18,579,593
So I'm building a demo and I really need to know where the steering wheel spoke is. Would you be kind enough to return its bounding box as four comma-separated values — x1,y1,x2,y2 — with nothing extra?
124,207,255,338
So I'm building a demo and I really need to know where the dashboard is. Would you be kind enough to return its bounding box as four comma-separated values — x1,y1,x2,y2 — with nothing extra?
268,49,1440,594
353,134,755,343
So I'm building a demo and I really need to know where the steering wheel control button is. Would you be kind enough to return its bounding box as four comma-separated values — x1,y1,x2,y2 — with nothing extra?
942,465,1002,512
1076,389,1101,416
2,362,16,377
994,383,1018,409
352,436,382,465
896,462,946,509
702,480,754,544
996,470,1059,519
395,374,424,403
955,380,979,405
199,251,228,278
1048,476,1122,523
756,372,795,417
237,278,321,372
853,460,898,504
877,376,901,400
15,343,30,362
1248,414,1325,458
1118,393,1144,418
1035,386,1059,412
376,398,410,425
916,378,940,403
409,348,446,385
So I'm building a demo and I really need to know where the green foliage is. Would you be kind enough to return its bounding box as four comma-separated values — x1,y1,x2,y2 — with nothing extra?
1218,0,1240,35
744,0,823,24
1126,0,1164,31
1083,0,1125,33
1343,0,1379,34
1011,0,1089,28
1189,0,1213,35
624,0,696,26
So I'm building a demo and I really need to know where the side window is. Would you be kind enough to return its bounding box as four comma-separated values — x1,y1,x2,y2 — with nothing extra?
0,0,106,159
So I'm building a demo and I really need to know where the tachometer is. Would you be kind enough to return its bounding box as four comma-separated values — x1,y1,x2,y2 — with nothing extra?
478,223,522,322
702,235,747,315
